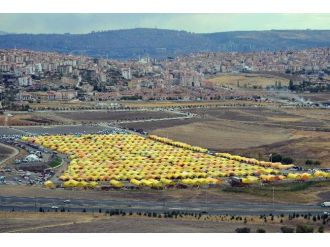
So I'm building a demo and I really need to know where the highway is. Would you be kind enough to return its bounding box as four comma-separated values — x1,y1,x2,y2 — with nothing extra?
0,195,326,216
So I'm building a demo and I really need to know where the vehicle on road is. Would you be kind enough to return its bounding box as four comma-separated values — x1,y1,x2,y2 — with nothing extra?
51,206,59,209
63,200,71,203
321,202,330,207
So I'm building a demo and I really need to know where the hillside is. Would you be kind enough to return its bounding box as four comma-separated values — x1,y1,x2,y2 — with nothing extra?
0,28,330,59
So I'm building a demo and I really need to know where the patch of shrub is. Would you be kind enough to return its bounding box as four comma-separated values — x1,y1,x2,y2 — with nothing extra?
281,226,295,233
271,153,282,163
235,227,250,233
305,160,321,166
282,157,293,164
296,225,314,233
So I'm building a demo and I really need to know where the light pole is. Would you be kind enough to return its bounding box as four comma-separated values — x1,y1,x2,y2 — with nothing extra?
272,186,275,213
34,195,37,213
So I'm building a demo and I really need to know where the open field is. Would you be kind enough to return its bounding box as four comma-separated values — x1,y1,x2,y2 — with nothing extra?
0,143,16,163
120,118,200,131
0,113,60,126
121,100,273,109
55,110,181,122
232,130,330,168
299,92,330,104
0,110,184,126
151,119,293,150
28,100,103,110
122,106,330,167
1,211,328,233
209,73,289,89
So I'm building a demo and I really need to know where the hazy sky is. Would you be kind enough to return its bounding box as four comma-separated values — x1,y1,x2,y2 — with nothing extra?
1,14,330,34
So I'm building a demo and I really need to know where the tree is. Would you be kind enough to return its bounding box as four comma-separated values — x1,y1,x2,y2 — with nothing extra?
280,226,294,233
235,227,250,233
296,225,313,233
271,153,282,163
256,228,266,233
282,157,293,164
318,226,324,233
289,80,294,91
305,160,313,166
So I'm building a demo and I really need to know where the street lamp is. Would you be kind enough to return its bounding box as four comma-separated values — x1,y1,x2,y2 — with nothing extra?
272,186,275,213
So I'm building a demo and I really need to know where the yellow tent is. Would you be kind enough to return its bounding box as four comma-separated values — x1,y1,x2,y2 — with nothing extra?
44,180,55,189
110,180,124,188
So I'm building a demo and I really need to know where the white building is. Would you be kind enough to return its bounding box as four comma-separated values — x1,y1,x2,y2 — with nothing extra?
121,68,132,80
18,76,33,87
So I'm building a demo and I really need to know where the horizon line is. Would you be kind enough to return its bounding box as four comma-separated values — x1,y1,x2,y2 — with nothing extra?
2,27,330,35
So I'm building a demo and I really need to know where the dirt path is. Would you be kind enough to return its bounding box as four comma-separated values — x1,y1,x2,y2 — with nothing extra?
4,115,8,127
7,218,98,233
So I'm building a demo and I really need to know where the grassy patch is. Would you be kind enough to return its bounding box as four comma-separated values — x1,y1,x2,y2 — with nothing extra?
48,157,62,168
223,180,330,197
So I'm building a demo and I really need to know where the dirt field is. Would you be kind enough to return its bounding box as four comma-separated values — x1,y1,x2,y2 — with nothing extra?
120,118,200,131
1,212,327,233
209,73,289,89
0,113,61,126
298,92,330,104
55,110,181,122
151,119,293,150
0,143,15,163
129,106,330,167
1,181,330,205
28,100,102,110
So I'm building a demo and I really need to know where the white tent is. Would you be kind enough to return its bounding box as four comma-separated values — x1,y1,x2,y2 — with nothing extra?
24,154,40,162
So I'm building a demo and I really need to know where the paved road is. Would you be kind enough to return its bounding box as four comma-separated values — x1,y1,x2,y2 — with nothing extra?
0,195,326,216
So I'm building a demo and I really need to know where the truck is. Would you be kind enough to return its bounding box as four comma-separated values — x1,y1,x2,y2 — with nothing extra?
321,202,330,207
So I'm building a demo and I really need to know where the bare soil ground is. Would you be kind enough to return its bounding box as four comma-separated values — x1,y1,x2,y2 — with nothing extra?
1,182,330,205
209,73,289,89
0,185,272,204
0,143,15,163
120,118,200,131
122,100,272,108
1,212,328,233
151,120,293,150
55,110,181,122
132,106,330,167
0,113,60,126
298,92,330,103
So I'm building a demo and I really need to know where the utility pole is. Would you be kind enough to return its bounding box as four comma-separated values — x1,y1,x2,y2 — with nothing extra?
272,186,275,213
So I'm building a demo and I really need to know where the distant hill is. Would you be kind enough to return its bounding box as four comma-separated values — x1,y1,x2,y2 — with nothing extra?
203,30,330,52
0,31,9,35
0,28,330,59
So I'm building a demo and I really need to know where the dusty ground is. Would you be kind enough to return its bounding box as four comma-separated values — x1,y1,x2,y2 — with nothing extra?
0,185,272,204
130,106,330,167
1,212,328,233
0,143,15,163
1,181,330,205
151,119,293,150
0,113,60,126
209,73,289,89
55,110,181,122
